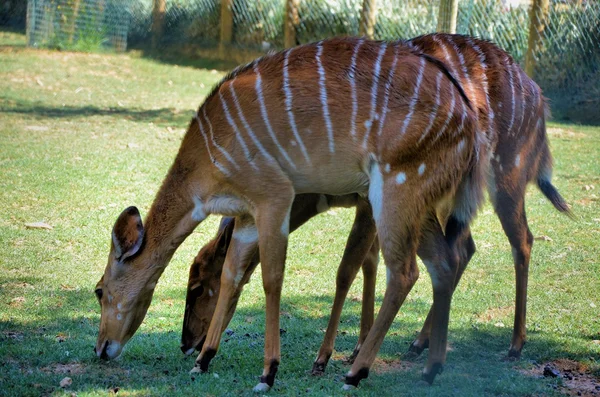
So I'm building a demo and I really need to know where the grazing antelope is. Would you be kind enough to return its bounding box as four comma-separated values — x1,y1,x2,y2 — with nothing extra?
179,33,571,382
95,37,487,391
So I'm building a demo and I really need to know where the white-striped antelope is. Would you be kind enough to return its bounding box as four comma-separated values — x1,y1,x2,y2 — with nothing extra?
94,37,487,390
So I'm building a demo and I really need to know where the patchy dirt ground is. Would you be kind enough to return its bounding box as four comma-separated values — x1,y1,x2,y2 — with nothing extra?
520,359,600,396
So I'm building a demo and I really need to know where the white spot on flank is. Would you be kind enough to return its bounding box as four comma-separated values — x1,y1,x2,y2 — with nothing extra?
232,225,258,244
254,63,296,169
395,172,407,185
283,49,311,164
515,154,521,167
208,289,214,297
316,42,335,153
116,313,122,321
191,196,207,222
117,303,122,310
316,194,329,213
384,163,391,173
400,57,426,136
418,163,426,176
349,39,365,139
368,163,384,224
376,44,400,137
364,120,372,129
107,294,113,303
362,42,387,149
457,139,466,154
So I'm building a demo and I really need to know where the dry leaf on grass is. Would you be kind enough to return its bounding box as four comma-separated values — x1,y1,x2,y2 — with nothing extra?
24,222,53,230
534,235,553,242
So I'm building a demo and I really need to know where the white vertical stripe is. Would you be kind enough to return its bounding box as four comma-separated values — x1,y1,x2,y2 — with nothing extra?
202,107,239,170
524,80,538,134
399,57,426,136
432,78,456,143
465,38,494,138
316,42,335,153
349,39,365,139
283,49,311,164
376,44,400,137
218,90,258,170
505,57,516,136
254,63,296,169
417,71,443,145
514,64,526,136
446,36,476,103
362,42,387,149
228,77,276,164
195,113,230,176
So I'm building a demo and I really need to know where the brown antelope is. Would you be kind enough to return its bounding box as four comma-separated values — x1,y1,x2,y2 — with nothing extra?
179,33,571,383
95,37,487,391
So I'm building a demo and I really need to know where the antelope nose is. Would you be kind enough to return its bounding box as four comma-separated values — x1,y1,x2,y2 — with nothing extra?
95,340,110,359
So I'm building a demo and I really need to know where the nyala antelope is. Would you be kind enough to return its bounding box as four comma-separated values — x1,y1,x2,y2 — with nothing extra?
179,33,571,384
95,37,487,391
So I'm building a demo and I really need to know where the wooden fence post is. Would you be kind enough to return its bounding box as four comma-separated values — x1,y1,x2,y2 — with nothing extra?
67,0,81,45
284,0,300,48
220,0,234,57
151,0,166,50
359,0,377,39
437,0,459,33
525,0,550,78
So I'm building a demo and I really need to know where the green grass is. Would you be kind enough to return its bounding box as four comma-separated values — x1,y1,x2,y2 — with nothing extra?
1,31,599,396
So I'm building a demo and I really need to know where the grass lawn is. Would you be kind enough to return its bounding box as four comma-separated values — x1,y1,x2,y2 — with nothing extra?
1,30,599,396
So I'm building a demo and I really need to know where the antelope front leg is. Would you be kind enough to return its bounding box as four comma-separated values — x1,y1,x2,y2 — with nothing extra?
408,217,476,357
416,212,461,384
312,199,377,375
191,216,258,373
252,198,294,393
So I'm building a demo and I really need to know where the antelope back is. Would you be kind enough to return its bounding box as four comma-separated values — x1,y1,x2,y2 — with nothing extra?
409,34,548,190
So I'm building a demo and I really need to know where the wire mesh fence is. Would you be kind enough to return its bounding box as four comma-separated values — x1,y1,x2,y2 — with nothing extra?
9,0,600,120
26,0,130,51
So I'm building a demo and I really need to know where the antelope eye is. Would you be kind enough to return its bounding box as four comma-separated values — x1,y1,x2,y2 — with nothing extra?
94,288,103,300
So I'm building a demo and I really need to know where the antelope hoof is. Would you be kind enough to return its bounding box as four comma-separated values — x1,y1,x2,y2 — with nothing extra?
508,343,524,359
405,339,428,359
189,365,204,375
346,347,361,364
341,384,357,391
421,363,443,385
253,382,271,393
344,367,369,388
196,348,216,372
311,361,326,376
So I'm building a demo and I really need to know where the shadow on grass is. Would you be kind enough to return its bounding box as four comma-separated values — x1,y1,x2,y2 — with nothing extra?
0,97,192,126
1,284,597,396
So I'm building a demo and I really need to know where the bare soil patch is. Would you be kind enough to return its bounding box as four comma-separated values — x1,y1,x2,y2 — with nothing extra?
520,359,600,396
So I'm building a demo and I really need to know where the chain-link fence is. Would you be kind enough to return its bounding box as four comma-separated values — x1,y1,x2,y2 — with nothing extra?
5,1,600,120
26,0,130,51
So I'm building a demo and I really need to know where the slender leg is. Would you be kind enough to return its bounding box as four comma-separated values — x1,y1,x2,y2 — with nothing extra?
349,235,379,363
312,199,377,375
344,188,422,389
416,212,461,384
252,195,295,392
191,216,260,373
408,218,476,357
494,189,532,359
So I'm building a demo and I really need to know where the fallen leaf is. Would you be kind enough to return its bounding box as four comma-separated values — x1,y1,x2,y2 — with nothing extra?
583,185,595,191
534,235,553,242
127,142,139,149
25,126,49,132
36,77,44,86
60,377,72,388
25,222,53,230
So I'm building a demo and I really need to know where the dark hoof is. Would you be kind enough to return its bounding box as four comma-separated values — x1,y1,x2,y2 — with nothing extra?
405,340,428,360
259,359,279,387
197,348,216,372
346,348,360,364
345,367,369,387
421,363,443,385
507,347,522,360
311,361,326,376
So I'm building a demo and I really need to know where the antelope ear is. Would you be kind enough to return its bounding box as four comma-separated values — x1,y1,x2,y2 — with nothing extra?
112,206,144,262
